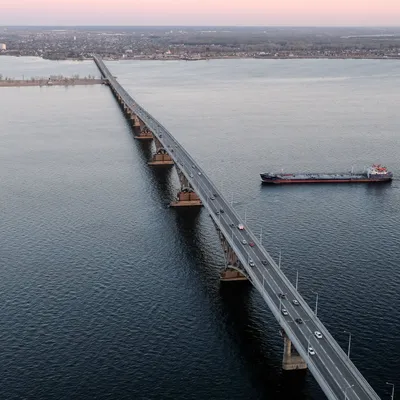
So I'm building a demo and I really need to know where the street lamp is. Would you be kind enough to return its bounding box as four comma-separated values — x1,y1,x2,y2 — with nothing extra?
344,384,354,400
386,382,395,400
312,291,319,317
344,330,351,359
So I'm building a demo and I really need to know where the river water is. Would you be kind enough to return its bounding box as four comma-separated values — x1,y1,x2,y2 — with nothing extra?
0,56,399,399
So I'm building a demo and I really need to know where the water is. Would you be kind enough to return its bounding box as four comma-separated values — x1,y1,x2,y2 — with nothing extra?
0,56,399,399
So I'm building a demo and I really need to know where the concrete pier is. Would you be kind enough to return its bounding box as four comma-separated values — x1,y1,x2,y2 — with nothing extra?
148,149,174,166
282,332,307,371
220,267,247,281
170,190,202,207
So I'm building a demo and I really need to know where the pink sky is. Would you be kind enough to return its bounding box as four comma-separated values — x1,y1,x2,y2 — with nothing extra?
2,0,400,25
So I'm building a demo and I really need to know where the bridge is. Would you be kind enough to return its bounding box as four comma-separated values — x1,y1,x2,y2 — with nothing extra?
93,55,380,400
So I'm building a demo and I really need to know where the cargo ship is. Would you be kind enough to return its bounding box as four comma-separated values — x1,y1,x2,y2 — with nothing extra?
260,164,393,184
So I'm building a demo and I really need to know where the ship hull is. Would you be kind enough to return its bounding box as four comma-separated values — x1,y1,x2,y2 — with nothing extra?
261,177,392,184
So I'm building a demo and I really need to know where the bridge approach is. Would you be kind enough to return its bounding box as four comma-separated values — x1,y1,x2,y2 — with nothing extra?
93,55,380,400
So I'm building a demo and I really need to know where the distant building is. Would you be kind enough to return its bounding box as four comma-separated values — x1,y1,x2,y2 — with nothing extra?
0,43,6,51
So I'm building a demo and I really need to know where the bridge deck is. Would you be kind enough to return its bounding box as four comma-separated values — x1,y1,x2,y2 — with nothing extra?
93,55,380,400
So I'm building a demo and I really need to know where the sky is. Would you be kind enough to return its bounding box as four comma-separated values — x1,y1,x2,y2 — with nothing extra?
1,0,400,26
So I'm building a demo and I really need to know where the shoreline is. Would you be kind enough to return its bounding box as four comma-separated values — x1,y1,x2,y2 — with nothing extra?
95,55,400,62
0,78,104,87
1,54,400,62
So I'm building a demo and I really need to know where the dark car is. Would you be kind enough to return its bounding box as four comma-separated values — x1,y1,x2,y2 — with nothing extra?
278,293,287,299
262,260,267,266
220,209,224,213
295,318,303,324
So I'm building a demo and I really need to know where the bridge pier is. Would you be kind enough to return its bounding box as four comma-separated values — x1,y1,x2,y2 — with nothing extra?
131,116,153,140
216,223,248,281
170,168,202,207
148,148,174,167
170,188,202,207
134,126,153,141
282,331,307,371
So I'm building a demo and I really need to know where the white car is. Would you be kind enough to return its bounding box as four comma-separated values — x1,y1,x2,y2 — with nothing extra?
238,224,244,230
249,260,255,267
198,172,202,176
314,331,323,339
308,346,315,355
281,308,289,316
242,239,247,245
292,299,300,306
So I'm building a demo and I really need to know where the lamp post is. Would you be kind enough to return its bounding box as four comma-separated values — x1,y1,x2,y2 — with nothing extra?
295,270,299,291
259,226,263,245
278,249,282,269
344,330,351,358
344,384,354,400
386,382,395,400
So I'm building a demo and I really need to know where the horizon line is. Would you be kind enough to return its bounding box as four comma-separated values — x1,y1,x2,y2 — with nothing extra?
1,24,400,28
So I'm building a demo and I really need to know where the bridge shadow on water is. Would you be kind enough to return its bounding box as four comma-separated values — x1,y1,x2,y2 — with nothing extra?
170,209,315,399
124,120,315,399
219,283,312,400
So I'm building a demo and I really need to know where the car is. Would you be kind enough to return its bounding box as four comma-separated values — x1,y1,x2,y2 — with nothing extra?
230,223,235,228
159,134,163,138
292,299,300,306
261,260,267,266
278,293,287,299
242,240,247,245
213,193,218,197
210,196,215,200
249,260,255,267
198,172,202,176
281,308,289,316
308,346,315,356
238,224,244,230
249,242,255,247
171,149,174,152
295,318,303,324
216,211,220,215
314,331,323,339
190,173,194,178
220,209,224,213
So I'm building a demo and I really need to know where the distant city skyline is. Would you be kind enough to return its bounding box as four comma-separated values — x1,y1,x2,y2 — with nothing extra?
1,0,400,26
